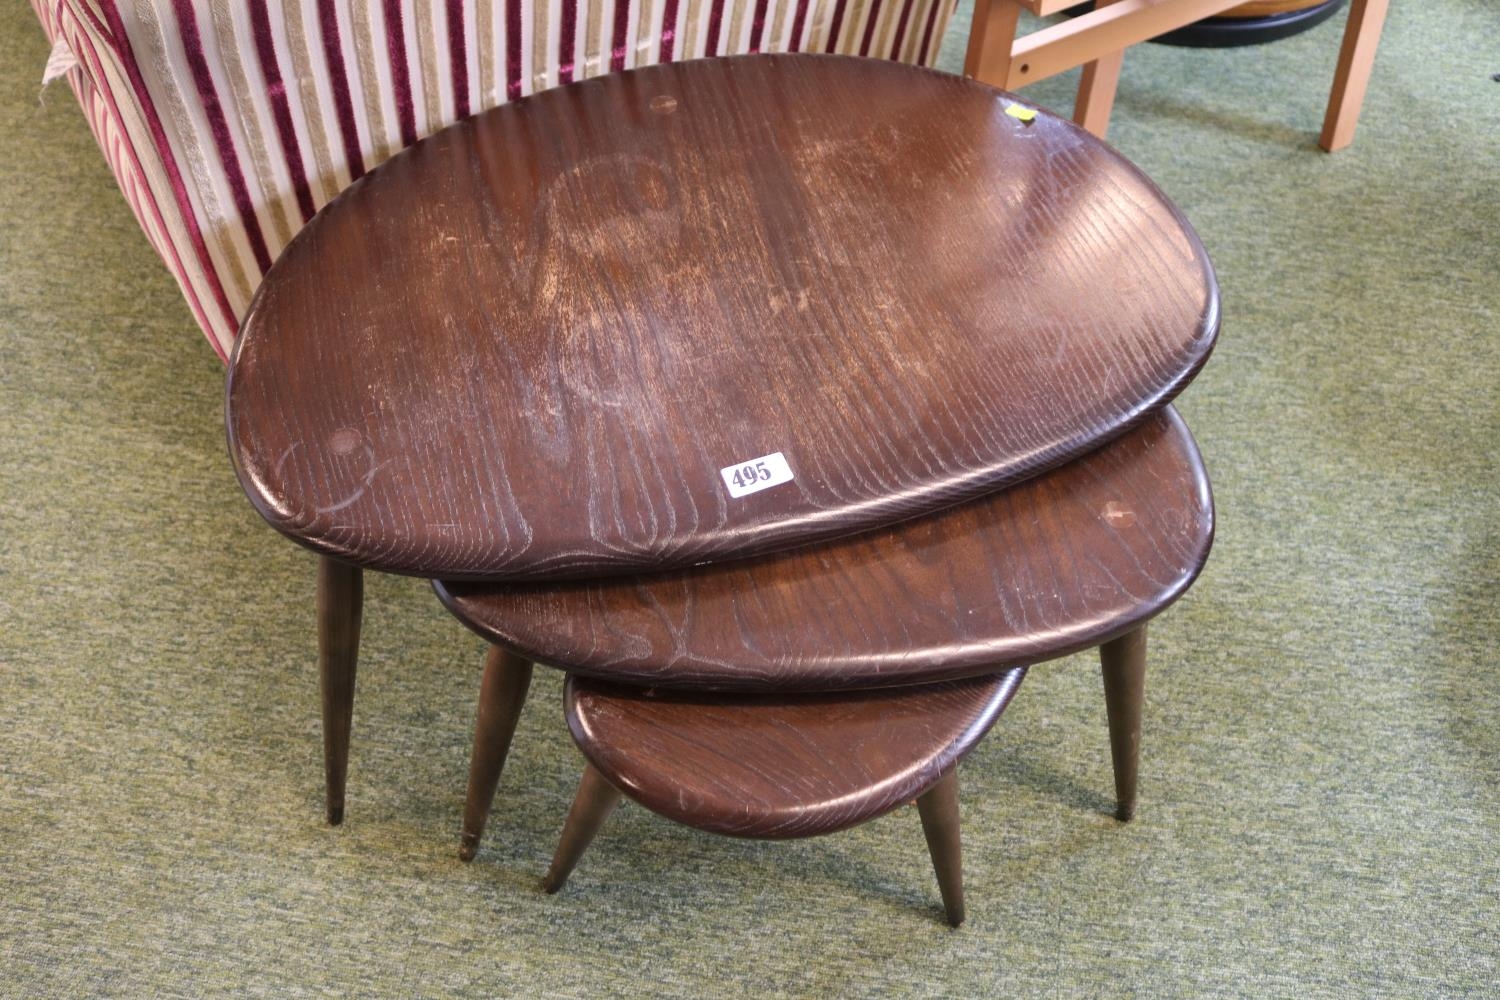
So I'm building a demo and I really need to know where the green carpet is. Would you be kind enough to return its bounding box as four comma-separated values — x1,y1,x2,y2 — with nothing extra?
3,2,1497,995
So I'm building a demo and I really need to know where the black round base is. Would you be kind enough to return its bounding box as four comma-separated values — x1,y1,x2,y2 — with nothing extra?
1151,0,1347,48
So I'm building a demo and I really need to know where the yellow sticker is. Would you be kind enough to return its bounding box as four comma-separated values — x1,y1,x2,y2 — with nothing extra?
1006,104,1037,123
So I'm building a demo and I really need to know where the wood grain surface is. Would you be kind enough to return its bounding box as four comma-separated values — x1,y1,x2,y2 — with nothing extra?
437,407,1212,690
228,54,1218,580
564,668,1025,838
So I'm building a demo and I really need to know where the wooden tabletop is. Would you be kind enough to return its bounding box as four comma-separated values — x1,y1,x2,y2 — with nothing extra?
437,407,1213,690
229,54,1218,580
565,668,1025,839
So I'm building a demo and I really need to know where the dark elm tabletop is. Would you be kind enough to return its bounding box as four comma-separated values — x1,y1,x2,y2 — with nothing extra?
562,668,1027,839
436,407,1212,691
227,54,1218,581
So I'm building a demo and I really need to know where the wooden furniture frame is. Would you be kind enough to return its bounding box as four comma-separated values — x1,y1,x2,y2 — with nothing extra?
964,0,1391,150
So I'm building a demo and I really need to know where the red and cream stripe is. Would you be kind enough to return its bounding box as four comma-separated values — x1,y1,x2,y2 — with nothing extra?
35,0,957,361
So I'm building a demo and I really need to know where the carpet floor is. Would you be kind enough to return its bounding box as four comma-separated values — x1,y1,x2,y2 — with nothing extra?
2,1,1496,996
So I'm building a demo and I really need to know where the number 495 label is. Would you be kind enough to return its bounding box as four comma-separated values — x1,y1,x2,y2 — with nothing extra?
720,451,794,499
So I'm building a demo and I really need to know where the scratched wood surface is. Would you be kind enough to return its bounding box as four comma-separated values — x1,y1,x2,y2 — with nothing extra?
564,668,1025,838
438,407,1212,690
228,54,1219,580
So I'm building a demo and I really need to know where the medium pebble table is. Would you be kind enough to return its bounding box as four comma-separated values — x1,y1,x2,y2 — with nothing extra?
441,408,1211,923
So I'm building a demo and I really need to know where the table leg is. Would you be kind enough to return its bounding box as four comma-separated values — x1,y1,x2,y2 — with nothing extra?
317,556,362,826
1319,0,1390,151
459,646,534,861
541,764,622,893
1074,0,1128,138
1100,625,1147,821
916,767,966,927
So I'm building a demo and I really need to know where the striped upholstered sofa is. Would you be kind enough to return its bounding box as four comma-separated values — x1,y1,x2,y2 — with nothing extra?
32,0,958,360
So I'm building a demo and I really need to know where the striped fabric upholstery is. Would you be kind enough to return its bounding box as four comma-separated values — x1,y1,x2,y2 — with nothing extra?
32,0,958,360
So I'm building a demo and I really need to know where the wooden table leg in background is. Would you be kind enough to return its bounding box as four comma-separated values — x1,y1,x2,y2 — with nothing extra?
1100,625,1147,822
317,556,363,826
1073,0,1126,137
1319,0,1390,151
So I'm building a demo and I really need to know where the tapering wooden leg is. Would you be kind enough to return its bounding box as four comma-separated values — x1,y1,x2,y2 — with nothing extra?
963,0,1022,85
458,646,534,861
1319,0,1390,152
541,764,622,894
916,768,965,928
1100,625,1147,822
317,557,363,826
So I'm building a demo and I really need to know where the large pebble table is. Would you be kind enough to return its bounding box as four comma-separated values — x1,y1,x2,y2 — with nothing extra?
226,54,1219,582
